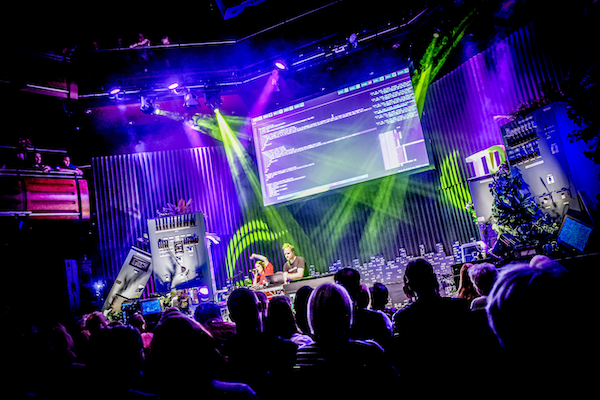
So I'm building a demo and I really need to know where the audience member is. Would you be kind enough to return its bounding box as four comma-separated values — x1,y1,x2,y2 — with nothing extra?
193,302,236,353
130,33,151,49
294,283,400,399
292,285,313,336
370,282,397,320
390,259,470,398
334,267,361,301
455,263,478,301
485,262,591,399
351,283,392,349
467,263,498,311
26,321,85,400
264,295,313,347
145,310,257,399
128,313,154,354
335,268,392,348
221,288,296,397
529,254,560,269
56,155,84,175
254,290,269,322
464,262,501,385
30,152,53,172
86,324,150,399
76,311,109,363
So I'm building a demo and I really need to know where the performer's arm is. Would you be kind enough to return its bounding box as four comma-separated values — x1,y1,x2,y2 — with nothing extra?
285,267,305,281
250,253,269,263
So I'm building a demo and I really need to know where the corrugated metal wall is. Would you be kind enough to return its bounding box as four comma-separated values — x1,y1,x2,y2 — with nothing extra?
420,24,561,250
92,147,244,293
92,25,561,290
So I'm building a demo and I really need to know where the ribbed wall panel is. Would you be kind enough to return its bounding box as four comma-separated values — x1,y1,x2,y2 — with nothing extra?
421,25,560,249
93,25,560,290
93,147,244,292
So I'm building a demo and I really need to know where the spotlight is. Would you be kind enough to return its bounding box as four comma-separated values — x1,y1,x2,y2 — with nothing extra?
204,89,222,112
168,82,179,90
199,286,209,296
274,60,287,70
184,91,200,109
140,95,156,114
109,87,125,100
198,286,210,301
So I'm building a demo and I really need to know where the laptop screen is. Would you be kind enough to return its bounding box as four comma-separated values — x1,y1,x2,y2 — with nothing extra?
557,214,594,253
266,272,284,285
140,298,163,315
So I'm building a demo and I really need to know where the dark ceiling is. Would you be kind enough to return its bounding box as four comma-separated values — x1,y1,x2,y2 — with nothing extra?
1,0,598,159
5,1,482,101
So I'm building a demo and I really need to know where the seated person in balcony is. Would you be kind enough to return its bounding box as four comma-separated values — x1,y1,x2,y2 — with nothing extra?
56,155,84,175
30,152,53,173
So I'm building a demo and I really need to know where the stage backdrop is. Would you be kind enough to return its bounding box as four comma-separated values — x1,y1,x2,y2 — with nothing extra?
92,25,561,293
92,147,245,293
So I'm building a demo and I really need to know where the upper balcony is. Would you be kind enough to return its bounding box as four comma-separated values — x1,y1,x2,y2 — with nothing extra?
1,146,90,220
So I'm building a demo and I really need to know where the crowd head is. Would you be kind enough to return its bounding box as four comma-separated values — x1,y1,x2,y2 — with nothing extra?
403,258,439,297
307,283,353,343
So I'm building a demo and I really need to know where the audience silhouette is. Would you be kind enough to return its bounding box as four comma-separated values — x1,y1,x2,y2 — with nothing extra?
455,263,479,300
334,267,392,348
128,312,154,357
264,295,313,347
390,259,470,399
221,287,297,397
351,283,393,349
294,282,400,399
193,301,236,354
292,285,313,335
485,262,591,399
145,309,257,399
369,281,397,320
2,253,591,400
467,262,498,311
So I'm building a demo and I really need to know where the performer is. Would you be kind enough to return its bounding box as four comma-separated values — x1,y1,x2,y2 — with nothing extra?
249,253,274,286
281,243,305,283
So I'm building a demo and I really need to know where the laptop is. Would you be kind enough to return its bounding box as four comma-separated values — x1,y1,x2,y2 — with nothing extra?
557,214,594,253
265,272,285,286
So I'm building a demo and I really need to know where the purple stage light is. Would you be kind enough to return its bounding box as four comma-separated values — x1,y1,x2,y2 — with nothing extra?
274,61,286,70
109,88,121,95
168,82,179,90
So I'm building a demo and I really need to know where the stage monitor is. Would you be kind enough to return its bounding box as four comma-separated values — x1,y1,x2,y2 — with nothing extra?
557,214,594,253
251,66,432,207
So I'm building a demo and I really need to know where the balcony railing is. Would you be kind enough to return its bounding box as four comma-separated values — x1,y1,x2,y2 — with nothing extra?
0,169,90,220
